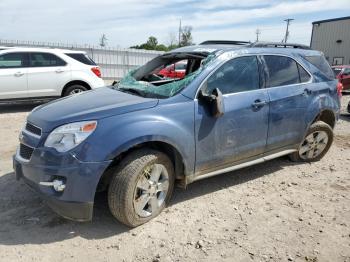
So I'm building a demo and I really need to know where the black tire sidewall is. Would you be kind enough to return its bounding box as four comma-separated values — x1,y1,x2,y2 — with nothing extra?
108,149,175,227
63,85,88,96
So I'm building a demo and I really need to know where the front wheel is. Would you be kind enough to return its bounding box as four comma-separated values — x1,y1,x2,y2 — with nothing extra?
108,149,174,227
63,84,88,96
289,121,333,162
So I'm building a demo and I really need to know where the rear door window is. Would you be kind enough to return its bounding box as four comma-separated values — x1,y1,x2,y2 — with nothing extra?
0,52,27,68
65,53,96,65
262,55,300,88
29,52,66,67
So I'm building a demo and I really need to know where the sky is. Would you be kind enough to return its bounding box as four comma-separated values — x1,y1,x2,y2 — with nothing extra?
0,0,349,48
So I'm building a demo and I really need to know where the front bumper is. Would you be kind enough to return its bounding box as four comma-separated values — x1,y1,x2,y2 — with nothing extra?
13,148,111,221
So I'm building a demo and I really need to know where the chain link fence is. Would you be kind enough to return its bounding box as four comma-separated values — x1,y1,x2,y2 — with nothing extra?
0,39,164,82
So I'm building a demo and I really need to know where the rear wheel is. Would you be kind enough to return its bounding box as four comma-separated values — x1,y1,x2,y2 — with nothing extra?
108,149,174,227
289,121,333,162
63,84,88,96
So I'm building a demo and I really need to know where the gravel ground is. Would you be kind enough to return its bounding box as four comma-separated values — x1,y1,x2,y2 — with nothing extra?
0,96,349,262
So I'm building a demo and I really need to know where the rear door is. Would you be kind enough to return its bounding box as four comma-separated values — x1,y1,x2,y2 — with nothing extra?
261,55,313,151
195,55,270,174
27,52,70,98
0,52,28,100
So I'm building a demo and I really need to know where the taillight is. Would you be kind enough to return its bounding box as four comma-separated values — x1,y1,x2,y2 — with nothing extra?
91,67,102,78
336,81,343,98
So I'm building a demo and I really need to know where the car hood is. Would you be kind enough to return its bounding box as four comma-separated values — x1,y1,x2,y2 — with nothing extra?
27,87,159,132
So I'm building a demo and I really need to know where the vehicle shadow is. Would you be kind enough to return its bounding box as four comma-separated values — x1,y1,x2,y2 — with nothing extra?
0,156,301,246
340,114,350,122
0,102,45,114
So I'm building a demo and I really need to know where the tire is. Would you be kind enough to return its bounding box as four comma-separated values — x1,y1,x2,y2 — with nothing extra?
289,121,333,162
63,84,88,96
108,149,175,227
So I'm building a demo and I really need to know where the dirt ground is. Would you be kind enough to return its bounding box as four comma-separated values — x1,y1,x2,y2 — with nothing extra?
0,96,349,262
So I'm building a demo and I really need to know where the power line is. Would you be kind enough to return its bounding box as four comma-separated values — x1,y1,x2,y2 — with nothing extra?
283,18,294,43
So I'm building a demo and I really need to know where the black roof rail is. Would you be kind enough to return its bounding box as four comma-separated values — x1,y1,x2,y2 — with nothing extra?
200,40,250,46
250,42,311,50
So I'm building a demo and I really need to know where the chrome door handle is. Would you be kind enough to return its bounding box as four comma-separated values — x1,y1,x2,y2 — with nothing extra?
14,72,24,77
55,69,64,73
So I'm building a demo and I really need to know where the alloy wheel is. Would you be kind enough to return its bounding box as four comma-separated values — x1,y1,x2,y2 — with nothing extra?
133,164,169,218
299,131,329,160
69,88,83,95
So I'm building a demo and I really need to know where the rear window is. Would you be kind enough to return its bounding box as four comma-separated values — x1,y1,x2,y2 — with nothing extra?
65,53,96,65
304,55,335,80
175,62,187,70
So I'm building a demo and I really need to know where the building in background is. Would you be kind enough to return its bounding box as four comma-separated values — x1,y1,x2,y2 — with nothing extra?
310,16,350,66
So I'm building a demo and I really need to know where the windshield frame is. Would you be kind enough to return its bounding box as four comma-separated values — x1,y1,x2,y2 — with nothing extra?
112,52,216,99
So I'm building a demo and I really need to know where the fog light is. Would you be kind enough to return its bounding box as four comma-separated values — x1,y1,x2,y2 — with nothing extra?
39,179,66,192
53,179,66,192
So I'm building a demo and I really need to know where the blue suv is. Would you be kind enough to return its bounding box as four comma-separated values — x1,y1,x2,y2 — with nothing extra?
13,41,341,227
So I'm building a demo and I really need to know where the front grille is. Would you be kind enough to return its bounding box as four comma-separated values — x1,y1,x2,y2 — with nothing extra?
25,122,42,137
19,143,34,160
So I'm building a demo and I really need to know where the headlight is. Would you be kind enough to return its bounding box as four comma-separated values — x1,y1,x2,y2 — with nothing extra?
44,121,97,152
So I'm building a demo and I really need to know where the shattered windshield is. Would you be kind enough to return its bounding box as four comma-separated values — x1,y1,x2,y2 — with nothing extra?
112,53,216,98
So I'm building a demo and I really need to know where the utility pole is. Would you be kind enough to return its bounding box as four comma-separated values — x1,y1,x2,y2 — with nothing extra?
283,18,294,43
255,28,261,42
178,19,182,46
99,33,108,47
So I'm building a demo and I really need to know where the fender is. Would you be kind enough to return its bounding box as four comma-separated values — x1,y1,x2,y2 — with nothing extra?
304,91,338,137
73,100,196,176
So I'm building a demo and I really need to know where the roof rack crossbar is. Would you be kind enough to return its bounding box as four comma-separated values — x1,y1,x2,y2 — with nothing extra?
200,40,250,46
250,42,311,50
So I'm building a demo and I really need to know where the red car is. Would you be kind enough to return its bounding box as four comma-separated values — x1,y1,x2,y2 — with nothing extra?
332,65,350,90
158,61,187,79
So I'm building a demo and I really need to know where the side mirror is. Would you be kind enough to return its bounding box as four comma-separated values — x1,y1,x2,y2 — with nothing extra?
198,88,225,118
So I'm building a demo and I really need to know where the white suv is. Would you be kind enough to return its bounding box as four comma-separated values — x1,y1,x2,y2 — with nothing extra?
0,47,105,101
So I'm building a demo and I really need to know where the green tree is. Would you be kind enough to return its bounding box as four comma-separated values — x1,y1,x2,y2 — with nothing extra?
180,26,193,47
146,36,158,49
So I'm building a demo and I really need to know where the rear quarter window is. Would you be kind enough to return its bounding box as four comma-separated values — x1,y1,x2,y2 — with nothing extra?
304,55,335,80
65,53,96,65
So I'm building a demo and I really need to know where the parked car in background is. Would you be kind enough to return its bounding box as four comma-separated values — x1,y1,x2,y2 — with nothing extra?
332,65,350,91
0,47,105,102
158,60,187,79
14,41,341,227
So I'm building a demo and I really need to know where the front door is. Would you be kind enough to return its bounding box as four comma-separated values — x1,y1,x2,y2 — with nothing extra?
194,55,269,175
0,52,28,100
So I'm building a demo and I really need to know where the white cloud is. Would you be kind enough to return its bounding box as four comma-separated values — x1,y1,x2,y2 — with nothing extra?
0,0,349,47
